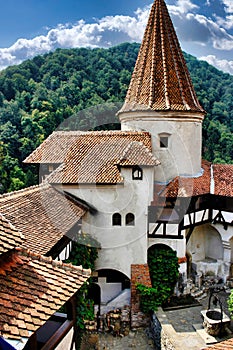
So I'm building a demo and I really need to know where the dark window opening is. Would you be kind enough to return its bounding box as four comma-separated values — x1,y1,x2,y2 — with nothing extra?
160,136,168,148
132,166,143,180
126,213,135,226
112,213,122,226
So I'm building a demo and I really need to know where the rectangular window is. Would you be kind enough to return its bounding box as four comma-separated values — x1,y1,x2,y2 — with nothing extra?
160,136,168,148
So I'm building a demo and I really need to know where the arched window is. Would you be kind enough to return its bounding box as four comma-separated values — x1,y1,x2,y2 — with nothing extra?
132,166,143,180
126,213,135,226
112,213,122,226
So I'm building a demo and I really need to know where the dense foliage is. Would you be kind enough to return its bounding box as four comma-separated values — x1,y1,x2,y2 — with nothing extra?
137,247,179,313
0,43,232,193
228,290,233,318
67,233,99,333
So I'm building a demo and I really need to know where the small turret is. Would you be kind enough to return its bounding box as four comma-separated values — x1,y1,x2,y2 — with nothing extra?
118,0,205,183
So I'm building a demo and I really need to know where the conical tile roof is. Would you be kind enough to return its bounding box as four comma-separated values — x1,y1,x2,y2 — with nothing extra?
119,0,204,114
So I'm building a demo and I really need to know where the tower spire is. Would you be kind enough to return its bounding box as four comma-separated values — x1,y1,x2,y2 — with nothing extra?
119,0,204,114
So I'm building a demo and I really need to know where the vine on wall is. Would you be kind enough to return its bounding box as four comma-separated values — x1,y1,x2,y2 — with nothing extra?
137,247,179,313
67,233,99,331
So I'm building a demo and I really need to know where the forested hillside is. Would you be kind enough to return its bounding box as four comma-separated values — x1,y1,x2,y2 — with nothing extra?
0,42,232,193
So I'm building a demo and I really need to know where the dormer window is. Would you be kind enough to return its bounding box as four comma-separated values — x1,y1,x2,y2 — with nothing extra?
112,213,122,226
132,166,143,180
159,133,170,148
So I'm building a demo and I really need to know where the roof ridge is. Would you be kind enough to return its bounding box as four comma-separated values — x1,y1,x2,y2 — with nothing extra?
118,140,160,166
0,183,50,200
53,130,151,136
15,247,91,276
23,132,55,163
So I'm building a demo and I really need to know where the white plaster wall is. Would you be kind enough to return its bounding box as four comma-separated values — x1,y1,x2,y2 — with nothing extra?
61,167,154,278
148,238,186,258
187,224,224,262
120,112,203,183
55,327,74,350
97,277,122,303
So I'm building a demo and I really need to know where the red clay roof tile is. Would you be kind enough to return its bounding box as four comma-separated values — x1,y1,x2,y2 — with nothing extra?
213,164,233,197
0,214,24,254
0,184,86,255
119,0,204,114
44,131,157,184
158,160,211,198
0,247,90,341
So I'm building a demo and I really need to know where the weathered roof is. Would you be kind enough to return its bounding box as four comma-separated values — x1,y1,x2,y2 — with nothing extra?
24,130,152,164
24,131,84,164
0,184,86,255
159,160,211,198
0,247,90,341
0,214,24,254
152,160,233,200
213,164,233,197
45,131,158,184
202,337,233,350
116,141,160,167
119,0,204,114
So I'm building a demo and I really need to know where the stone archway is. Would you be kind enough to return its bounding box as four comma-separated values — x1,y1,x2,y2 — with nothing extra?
95,269,131,313
187,224,224,278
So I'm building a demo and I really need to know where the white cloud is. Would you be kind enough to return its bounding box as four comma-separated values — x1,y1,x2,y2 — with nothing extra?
168,0,198,15
200,54,233,75
221,0,233,14
0,8,150,70
215,14,233,30
168,3,233,51
0,1,232,76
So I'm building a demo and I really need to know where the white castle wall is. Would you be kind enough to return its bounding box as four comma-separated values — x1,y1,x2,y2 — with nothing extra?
60,167,154,278
120,111,203,183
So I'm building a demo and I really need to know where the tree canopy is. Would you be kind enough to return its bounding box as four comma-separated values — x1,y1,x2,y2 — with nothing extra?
0,43,232,193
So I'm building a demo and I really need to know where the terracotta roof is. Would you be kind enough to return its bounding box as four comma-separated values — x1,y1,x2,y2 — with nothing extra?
24,130,152,164
156,160,211,198
0,214,24,254
117,141,160,167
201,337,233,349
24,131,84,164
46,131,157,184
213,164,233,197
119,0,205,114
0,247,90,341
0,185,86,255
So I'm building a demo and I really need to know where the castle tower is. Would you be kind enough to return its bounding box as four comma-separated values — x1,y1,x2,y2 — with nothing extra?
118,0,205,183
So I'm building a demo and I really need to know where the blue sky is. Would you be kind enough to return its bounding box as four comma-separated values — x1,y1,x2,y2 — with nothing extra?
0,0,233,74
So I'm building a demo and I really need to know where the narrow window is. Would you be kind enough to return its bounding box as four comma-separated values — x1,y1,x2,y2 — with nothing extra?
112,213,122,226
132,166,143,180
126,213,135,226
160,136,168,148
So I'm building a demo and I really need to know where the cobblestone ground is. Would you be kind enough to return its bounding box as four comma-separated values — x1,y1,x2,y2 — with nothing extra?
98,329,155,349
80,328,156,350
164,290,233,333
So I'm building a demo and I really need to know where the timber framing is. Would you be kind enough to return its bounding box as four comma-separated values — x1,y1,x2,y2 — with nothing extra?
148,193,233,241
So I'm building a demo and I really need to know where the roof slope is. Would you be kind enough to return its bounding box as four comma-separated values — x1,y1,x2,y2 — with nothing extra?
0,247,90,341
46,131,158,184
119,0,204,114
159,160,211,198
213,164,233,197
152,160,233,200
0,214,24,254
0,184,86,255
24,130,153,165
